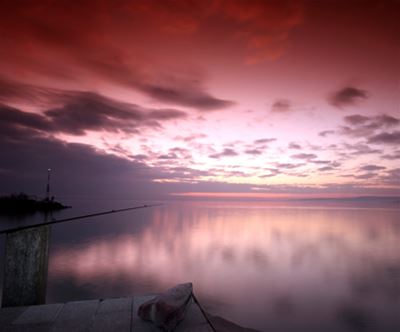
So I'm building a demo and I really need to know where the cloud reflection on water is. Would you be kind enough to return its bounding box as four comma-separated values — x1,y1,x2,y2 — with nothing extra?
48,202,400,331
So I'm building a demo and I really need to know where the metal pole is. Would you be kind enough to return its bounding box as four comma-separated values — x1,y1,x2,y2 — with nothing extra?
46,168,51,200
0,203,162,235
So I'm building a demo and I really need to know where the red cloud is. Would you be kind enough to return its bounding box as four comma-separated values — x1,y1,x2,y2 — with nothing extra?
0,0,304,86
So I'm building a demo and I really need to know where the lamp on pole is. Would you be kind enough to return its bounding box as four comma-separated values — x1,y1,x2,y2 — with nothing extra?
46,168,51,200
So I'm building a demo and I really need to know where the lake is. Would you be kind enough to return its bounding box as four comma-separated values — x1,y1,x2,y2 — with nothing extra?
1,198,399,331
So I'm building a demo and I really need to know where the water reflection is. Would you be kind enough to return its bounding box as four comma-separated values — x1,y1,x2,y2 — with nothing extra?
47,202,400,331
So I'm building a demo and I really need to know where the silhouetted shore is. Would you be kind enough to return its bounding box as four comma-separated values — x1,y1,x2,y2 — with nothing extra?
0,193,70,214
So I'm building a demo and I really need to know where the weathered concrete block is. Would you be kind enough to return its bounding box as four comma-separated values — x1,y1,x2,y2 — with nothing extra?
13,303,62,325
89,298,132,332
2,226,51,307
51,300,99,332
0,306,27,331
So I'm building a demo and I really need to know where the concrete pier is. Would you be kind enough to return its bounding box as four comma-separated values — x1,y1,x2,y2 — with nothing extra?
0,296,213,331
2,226,51,307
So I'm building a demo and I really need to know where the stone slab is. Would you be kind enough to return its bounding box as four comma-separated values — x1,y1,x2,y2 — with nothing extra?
89,297,132,332
5,303,63,332
0,295,215,332
51,300,99,332
0,307,27,332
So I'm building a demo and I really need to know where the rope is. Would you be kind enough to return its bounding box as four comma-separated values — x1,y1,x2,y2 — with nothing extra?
191,292,217,332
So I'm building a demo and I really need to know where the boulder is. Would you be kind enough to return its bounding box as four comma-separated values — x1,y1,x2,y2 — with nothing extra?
138,282,193,331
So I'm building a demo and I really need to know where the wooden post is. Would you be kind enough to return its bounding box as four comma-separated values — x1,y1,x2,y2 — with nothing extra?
2,226,51,307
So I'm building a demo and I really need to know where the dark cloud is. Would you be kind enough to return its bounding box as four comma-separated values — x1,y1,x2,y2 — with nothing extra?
137,83,234,111
271,99,291,113
318,166,335,172
382,168,400,185
209,148,238,159
291,153,317,160
243,139,275,155
147,109,187,120
368,131,400,145
375,114,400,127
311,160,331,165
346,114,399,130
45,92,145,135
175,133,208,142
313,161,341,171
0,125,162,198
158,153,179,160
1,75,233,117
169,147,192,159
344,114,370,126
382,151,400,160
342,143,382,156
288,142,301,149
0,104,53,136
132,154,149,161
0,77,62,106
0,111,234,197
341,114,400,138
1,90,187,137
245,148,263,155
275,163,303,169
329,86,369,108
360,165,386,172
354,173,378,180
319,130,335,137
254,138,276,145
68,57,236,111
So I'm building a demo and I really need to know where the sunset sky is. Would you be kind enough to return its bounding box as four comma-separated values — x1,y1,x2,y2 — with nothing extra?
0,0,399,199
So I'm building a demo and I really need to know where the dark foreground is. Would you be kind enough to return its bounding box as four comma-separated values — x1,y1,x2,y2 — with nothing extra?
0,193,69,215
0,295,259,332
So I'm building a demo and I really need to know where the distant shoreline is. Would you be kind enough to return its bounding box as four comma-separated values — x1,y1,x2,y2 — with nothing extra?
0,193,70,215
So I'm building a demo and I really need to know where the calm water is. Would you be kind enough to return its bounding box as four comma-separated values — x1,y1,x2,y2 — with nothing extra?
1,199,400,331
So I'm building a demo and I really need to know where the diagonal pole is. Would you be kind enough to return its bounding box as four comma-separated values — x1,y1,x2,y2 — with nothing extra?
0,203,162,235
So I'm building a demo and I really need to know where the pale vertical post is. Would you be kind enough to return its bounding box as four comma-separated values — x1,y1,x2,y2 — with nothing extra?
2,226,51,307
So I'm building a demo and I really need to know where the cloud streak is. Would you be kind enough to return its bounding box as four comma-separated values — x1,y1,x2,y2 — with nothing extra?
1,91,187,137
137,82,234,111
368,131,400,145
291,153,317,160
209,148,239,159
271,99,291,113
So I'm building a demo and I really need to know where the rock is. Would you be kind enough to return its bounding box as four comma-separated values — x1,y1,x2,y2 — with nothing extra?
138,283,193,331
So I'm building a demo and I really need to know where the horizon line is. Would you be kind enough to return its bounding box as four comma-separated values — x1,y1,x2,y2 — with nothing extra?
170,192,400,200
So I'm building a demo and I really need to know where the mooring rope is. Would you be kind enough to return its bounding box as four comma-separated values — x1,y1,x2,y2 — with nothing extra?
191,292,217,332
